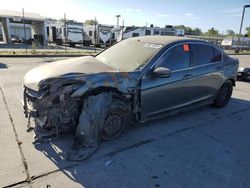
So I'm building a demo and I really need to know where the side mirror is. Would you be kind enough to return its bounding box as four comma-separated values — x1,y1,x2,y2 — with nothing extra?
153,67,171,78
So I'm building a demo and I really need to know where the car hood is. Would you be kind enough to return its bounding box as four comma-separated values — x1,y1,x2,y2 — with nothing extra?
24,56,115,91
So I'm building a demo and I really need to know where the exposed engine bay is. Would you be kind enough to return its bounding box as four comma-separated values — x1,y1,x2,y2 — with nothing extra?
24,85,82,142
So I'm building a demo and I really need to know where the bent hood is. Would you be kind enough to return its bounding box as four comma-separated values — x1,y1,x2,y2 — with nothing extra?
24,56,115,91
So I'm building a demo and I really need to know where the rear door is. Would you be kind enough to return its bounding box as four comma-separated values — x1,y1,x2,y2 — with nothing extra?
189,43,224,102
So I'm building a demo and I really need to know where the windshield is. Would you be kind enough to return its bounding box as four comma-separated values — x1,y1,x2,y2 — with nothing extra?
96,38,163,71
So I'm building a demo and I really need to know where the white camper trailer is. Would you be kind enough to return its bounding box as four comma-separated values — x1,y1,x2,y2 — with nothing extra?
53,20,91,47
83,24,114,46
221,37,250,50
117,26,177,41
46,19,60,44
61,21,83,46
47,20,91,46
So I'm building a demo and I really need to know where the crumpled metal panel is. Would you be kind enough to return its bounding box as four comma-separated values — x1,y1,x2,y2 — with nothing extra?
23,70,140,160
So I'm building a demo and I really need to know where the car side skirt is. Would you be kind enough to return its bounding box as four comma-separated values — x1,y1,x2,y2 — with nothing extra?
139,96,214,122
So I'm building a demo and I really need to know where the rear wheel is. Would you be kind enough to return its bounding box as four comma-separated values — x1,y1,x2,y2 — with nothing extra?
212,80,233,108
101,99,131,140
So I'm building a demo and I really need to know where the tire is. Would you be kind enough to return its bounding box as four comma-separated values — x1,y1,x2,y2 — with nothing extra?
212,80,233,108
69,43,75,47
101,99,131,141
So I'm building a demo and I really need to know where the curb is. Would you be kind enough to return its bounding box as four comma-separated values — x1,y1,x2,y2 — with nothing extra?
0,54,91,58
228,53,250,56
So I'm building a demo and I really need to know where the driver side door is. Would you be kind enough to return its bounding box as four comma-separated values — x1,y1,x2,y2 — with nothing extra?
140,43,194,120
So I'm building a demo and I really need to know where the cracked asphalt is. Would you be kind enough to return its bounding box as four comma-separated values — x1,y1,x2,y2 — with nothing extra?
0,55,250,188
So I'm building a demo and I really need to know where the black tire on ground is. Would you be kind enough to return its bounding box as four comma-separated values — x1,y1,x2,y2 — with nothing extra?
101,99,131,141
212,80,233,108
55,39,63,45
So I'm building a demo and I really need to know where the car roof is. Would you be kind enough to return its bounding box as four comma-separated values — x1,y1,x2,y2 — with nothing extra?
126,35,200,46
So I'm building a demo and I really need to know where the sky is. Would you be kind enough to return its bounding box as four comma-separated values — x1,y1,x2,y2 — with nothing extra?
1,0,250,34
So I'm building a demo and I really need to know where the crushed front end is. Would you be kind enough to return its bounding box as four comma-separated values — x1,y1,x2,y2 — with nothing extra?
23,81,82,142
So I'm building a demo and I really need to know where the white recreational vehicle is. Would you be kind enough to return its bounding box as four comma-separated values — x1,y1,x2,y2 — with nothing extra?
221,37,250,50
117,26,181,41
83,24,115,46
59,20,91,47
47,20,91,46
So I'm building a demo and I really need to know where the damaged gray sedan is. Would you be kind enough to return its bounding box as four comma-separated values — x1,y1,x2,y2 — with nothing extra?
23,36,239,160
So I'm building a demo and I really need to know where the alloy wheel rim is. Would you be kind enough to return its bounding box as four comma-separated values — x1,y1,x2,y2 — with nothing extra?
103,111,124,137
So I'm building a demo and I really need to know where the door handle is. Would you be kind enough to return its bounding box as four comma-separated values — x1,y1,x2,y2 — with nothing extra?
183,74,193,79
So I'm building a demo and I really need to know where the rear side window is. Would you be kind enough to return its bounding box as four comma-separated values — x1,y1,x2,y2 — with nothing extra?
191,44,214,66
212,47,222,62
157,44,190,71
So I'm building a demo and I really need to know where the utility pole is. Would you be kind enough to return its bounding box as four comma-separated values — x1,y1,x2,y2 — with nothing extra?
121,19,125,40
22,8,27,52
237,5,250,52
116,15,121,29
94,16,97,52
64,13,67,53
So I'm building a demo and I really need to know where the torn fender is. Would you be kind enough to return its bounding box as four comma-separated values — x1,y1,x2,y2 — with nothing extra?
71,71,141,98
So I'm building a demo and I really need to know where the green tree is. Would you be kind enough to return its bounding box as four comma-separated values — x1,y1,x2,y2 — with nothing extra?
165,25,173,28
174,25,201,35
85,19,98,25
246,26,250,37
59,18,69,22
174,25,186,30
193,27,202,36
184,27,194,35
174,25,192,34
226,29,235,36
205,27,219,36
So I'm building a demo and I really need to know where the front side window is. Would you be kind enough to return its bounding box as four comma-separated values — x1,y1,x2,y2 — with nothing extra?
156,44,190,71
190,44,215,66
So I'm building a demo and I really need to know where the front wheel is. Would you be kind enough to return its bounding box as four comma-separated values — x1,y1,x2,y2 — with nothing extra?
212,80,233,108
101,99,131,140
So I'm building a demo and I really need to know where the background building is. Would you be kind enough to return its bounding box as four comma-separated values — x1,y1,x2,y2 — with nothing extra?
0,9,47,46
